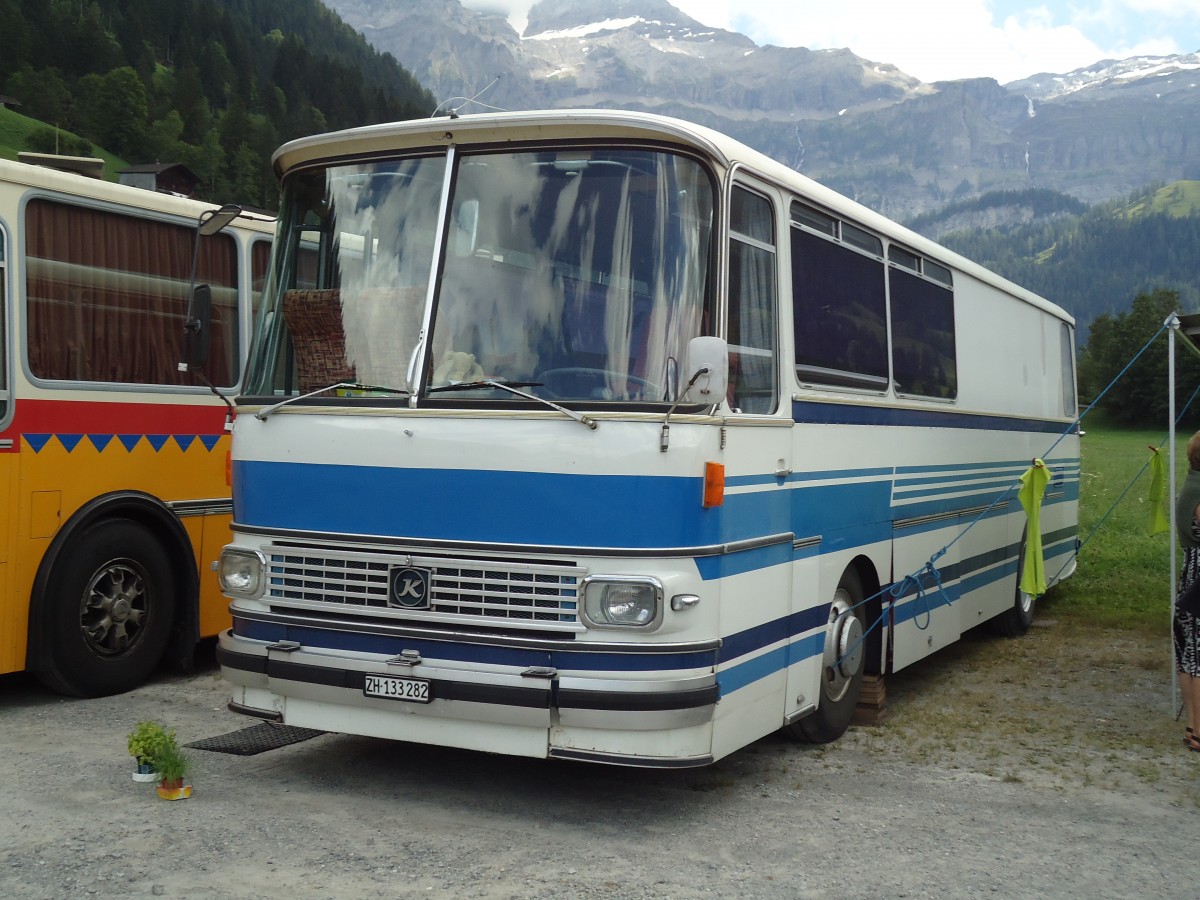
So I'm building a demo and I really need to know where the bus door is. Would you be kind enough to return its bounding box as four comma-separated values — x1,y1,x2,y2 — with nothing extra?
718,181,795,730
889,511,960,670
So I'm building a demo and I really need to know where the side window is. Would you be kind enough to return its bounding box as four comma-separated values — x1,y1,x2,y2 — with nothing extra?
1060,322,1077,417
888,252,956,399
728,186,777,413
25,199,239,386
791,202,887,389
0,231,7,419
250,236,272,332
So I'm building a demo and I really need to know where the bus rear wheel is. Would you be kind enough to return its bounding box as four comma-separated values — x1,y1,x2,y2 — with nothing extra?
989,538,1035,637
37,519,175,697
786,568,866,743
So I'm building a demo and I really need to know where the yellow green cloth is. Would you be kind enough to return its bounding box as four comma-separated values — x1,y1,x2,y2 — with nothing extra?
1147,446,1170,535
1018,459,1049,595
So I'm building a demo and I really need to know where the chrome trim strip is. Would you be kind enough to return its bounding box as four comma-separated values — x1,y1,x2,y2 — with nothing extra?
227,701,283,722
233,522,794,559
783,702,818,725
169,498,233,517
0,439,13,450
793,535,821,551
232,605,723,655
892,503,1005,530
557,674,716,694
547,747,714,769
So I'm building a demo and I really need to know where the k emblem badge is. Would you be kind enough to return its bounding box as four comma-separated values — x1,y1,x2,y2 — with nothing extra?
388,567,431,609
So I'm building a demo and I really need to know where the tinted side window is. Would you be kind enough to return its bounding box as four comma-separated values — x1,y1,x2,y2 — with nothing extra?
889,266,956,399
791,226,887,389
25,199,239,386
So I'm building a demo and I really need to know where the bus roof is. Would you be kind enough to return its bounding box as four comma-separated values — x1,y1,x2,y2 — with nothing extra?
0,157,275,235
271,109,1073,326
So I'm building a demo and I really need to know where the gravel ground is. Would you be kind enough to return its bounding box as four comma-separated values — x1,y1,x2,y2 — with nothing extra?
1,616,1196,900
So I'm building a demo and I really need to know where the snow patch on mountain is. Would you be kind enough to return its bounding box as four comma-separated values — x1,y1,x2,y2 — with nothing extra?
1011,53,1200,99
526,17,646,40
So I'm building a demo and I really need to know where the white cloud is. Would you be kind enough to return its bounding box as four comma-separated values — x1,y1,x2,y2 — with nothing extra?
460,0,534,33
677,0,1200,81
459,0,1200,82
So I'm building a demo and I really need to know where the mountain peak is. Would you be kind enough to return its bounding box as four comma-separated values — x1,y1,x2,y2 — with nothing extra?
524,0,714,39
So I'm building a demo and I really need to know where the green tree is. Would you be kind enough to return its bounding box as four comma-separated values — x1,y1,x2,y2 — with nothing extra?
91,66,150,158
4,66,71,126
145,110,185,164
1078,289,1200,427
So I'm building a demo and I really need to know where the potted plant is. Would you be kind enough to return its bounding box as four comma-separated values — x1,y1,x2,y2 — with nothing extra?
126,720,171,783
153,732,192,800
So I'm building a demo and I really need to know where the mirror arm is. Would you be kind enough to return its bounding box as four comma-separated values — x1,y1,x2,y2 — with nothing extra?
660,366,711,452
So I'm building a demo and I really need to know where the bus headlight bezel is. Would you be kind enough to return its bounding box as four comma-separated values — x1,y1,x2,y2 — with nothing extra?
218,547,267,600
580,576,664,630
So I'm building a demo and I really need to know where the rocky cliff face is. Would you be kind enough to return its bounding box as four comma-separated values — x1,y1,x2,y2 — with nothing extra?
323,0,1200,223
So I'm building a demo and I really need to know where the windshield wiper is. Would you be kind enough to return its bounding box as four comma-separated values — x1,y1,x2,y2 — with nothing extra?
427,379,597,430
427,379,542,393
255,382,411,421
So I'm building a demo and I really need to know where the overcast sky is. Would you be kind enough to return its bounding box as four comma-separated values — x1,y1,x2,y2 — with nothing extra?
465,0,1200,83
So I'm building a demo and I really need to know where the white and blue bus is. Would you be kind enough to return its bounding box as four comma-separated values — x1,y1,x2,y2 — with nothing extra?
216,110,1079,767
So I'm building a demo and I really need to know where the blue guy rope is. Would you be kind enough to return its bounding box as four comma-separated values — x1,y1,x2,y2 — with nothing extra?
830,319,1196,672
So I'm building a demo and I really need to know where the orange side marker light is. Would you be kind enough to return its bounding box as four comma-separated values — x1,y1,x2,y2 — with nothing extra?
702,461,725,508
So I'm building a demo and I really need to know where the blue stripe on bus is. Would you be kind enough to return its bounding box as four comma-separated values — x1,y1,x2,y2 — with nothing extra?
235,461,727,548
717,632,826,695
718,607,830,663
234,460,1077,582
896,457,1078,475
893,478,1027,500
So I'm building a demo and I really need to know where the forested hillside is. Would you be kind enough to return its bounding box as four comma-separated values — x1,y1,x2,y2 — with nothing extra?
932,184,1200,339
0,0,434,207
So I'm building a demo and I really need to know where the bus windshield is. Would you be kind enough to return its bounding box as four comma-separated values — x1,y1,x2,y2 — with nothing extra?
258,147,716,405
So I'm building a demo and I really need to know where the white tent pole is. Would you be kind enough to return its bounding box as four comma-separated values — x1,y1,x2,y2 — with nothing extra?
1168,312,1179,716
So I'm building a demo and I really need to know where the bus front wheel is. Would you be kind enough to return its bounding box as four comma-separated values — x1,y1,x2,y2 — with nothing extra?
786,568,866,743
38,518,175,697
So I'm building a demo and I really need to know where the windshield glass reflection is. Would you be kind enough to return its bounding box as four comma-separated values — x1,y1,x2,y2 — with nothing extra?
255,147,714,405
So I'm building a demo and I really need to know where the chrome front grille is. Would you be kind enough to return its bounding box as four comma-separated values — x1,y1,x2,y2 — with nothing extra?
264,545,581,626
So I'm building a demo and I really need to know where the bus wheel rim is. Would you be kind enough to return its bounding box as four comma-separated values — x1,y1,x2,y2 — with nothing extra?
80,560,149,657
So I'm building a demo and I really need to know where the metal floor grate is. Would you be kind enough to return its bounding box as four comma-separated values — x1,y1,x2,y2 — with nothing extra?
186,723,325,756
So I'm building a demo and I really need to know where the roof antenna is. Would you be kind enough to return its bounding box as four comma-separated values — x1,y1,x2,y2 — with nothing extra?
431,74,506,118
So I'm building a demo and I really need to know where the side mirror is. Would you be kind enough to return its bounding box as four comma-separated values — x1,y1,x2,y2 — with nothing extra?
179,204,240,374
683,336,728,404
182,284,212,370
200,204,242,237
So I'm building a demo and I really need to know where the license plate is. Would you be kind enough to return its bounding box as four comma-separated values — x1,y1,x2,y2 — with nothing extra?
363,673,431,703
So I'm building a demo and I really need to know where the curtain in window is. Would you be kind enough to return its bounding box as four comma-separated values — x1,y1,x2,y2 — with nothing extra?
728,188,777,414
26,199,239,386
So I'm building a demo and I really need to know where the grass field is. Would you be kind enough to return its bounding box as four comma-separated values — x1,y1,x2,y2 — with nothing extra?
0,107,127,178
1041,417,1185,633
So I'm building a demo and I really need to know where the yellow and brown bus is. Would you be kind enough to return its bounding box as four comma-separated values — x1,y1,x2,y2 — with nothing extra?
0,157,273,696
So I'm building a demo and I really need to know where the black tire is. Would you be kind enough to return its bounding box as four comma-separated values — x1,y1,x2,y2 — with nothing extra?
989,537,1035,638
786,567,866,743
36,518,175,697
